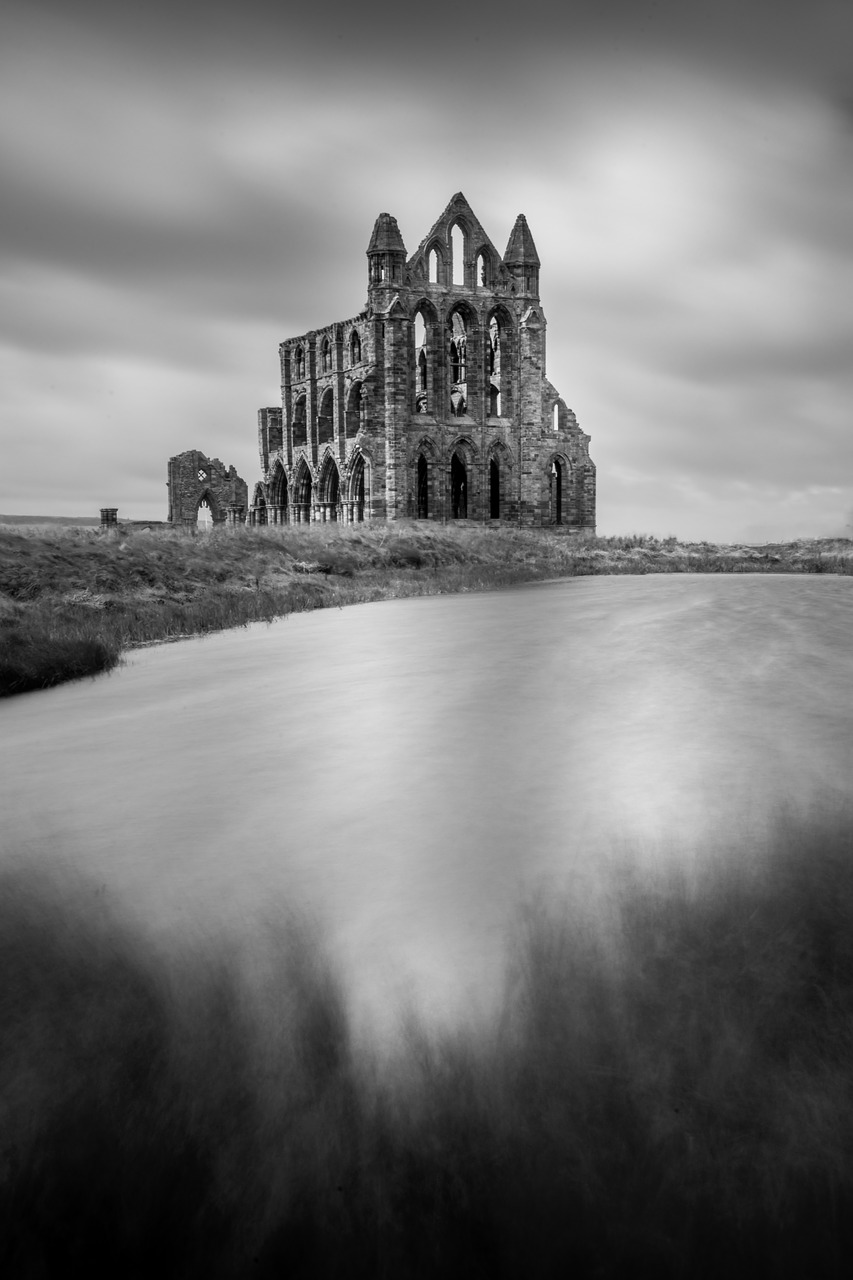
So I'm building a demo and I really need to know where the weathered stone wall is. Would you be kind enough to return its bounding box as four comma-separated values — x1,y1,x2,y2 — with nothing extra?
252,193,595,531
167,450,248,525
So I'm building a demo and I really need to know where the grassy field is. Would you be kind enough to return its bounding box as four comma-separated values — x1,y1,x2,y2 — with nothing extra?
2,521,852,697
2,808,853,1277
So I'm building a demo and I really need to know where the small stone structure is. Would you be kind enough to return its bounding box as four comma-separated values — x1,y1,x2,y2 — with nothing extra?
167,451,248,527
251,192,595,529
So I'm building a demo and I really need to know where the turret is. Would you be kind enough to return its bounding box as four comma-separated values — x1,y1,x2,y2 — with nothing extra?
367,212,407,302
503,214,540,297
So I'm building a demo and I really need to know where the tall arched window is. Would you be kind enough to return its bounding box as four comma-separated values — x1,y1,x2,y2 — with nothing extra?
295,347,305,380
448,311,468,416
318,388,334,446
417,454,429,519
346,382,363,438
428,248,440,283
489,458,500,519
451,224,465,286
414,310,428,412
350,330,361,365
451,452,467,519
292,395,307,448
321,337,332,373
552,459,563,525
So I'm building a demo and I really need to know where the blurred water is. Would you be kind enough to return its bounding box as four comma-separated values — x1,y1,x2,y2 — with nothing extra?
2,575,852,1033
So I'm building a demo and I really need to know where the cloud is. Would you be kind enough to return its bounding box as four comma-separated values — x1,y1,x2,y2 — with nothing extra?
1,1,851,538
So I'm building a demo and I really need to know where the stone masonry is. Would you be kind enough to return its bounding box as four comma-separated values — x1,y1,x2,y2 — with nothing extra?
167,450,249,526
251,193,595,529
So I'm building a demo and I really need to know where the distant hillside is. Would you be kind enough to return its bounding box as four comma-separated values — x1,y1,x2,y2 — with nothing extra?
0,514,100,527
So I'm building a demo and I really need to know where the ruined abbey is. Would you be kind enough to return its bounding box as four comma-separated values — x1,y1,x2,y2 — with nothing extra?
249,193,595,529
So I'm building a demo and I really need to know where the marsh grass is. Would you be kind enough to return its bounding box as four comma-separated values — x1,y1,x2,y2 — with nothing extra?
3,811,853,1276
2,523,852,696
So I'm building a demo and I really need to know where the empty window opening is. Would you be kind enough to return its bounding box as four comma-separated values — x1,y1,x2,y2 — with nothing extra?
321,338,332,373
552,459,563,525
428,249,440,283
489,459,500,519
477,252,489,287
451,225,465,286
292,395,308,448
318,389,334,446
351,455,366,522
449,312,467,382
197,496,213,528
417,454,429,519
451,453,467,519
414,311,428,411
489,385,501,416
553,403,560,431
295,347,305,380
350,330,361,365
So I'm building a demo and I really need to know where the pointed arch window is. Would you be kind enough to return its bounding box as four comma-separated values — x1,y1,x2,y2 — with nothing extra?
350,330,361,365
451,224,465,286
294,347,305,380
321,337,332,374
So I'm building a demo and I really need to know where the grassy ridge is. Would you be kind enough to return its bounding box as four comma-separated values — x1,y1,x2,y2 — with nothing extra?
3,810,853,1276
2,522,852,696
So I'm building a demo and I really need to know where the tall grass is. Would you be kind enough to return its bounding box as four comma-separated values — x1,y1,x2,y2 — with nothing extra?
2,523,852,697
3,811,853,1276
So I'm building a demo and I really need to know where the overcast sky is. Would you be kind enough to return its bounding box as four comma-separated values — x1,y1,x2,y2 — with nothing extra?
2,0,851,540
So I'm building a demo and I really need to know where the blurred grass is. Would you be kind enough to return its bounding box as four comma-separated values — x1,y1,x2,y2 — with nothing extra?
2,522,852,696
3,811,853,1276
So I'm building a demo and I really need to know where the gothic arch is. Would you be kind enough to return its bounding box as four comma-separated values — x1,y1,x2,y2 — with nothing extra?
426,241,445,284
487,304,514,419
345,448,371,523
411,299,440,415
317,386,334,447
293,458,314,524
546,451,572,527
318,453,341,521
487,441,513,522
196,489,221,523
292,393,308,449
251,481,268,527
268,460,289,524
346,380,364,438
445,301,479,419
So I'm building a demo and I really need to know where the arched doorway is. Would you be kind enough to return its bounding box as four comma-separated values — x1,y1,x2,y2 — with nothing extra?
197,495,213,530
451,453,467,519
350,454,366,522
295,464,313,523
319,457,340,521
551,459,563,525
417,454,429,519
489,458,500,519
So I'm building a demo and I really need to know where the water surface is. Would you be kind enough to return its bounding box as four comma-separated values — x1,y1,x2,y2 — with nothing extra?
3,575,852,1031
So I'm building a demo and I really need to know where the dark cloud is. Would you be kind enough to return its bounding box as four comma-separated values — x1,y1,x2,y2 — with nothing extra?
1,0,851,535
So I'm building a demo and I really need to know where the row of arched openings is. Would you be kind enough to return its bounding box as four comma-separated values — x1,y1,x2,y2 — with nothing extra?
414,453,568,523
292,331,362,382
425,224,495,290
291,382,364,450
414,305,508,419
252,455,367,525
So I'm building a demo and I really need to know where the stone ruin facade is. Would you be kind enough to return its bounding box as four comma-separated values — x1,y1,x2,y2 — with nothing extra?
251,192,595,529
167,450,249,527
